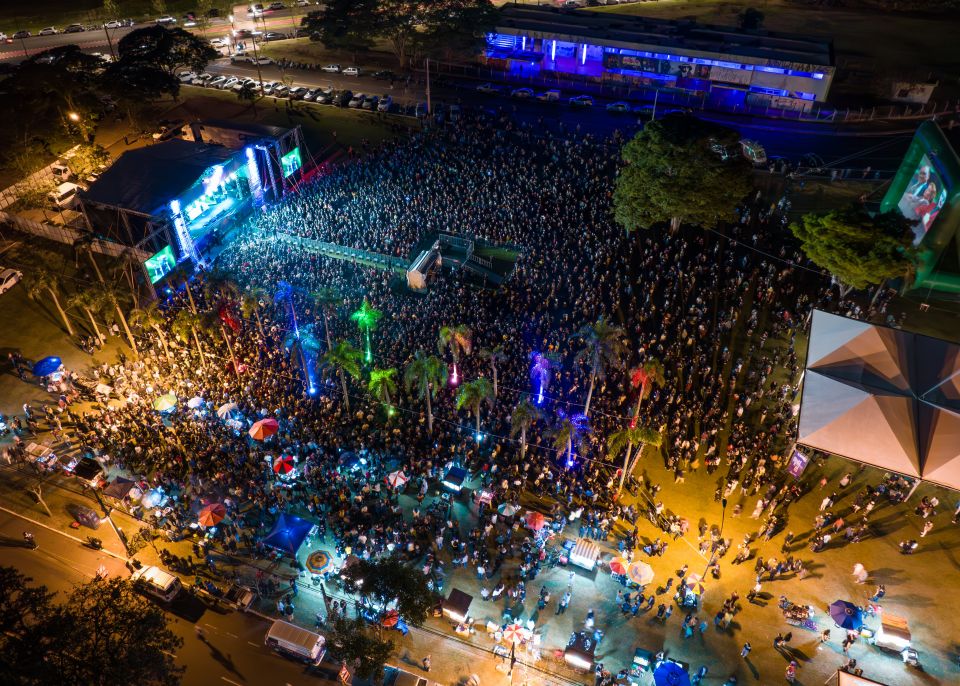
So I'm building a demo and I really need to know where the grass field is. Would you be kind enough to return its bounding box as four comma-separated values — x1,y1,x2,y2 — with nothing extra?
591,0,960,76
0,0,212,35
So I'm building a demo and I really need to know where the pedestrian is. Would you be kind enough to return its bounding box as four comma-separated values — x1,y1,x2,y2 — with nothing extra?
921,520,933,537
870,584,885,602
422,655,431,672
740,642,751,658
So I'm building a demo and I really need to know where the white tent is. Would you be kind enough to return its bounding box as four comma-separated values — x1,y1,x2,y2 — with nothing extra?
798,310,960,491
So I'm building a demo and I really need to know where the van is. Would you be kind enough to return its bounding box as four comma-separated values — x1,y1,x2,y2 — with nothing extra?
131,565,182,602
265,619,326,664
383,664,431,686
48,182,81,210
51,163,73,181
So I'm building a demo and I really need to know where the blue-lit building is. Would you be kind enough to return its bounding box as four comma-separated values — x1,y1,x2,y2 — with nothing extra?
486,6,834,111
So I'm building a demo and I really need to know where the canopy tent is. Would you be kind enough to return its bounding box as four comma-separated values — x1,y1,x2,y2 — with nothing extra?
262,513,313,555
103,477,137,500
569,537,600,571
798,310,960,491
443,588,473,623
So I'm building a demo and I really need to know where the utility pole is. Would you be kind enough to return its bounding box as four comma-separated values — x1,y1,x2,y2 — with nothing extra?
103,25,116,61
426,58,432,115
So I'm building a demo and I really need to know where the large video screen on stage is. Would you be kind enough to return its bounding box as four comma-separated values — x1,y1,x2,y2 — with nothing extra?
143,245,175,284
281,147,302,178
897,153,949,243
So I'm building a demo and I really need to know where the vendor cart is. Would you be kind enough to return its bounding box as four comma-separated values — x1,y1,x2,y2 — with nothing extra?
443,588,473,624
564,631,596,672
569,538,600,571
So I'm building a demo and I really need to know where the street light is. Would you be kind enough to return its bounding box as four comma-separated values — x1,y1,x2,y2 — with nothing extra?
67,111,80,122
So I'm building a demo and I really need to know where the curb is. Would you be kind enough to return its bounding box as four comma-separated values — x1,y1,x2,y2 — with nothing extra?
0,503,129,562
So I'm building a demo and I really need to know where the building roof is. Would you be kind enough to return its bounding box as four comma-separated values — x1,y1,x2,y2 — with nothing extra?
81,139,236,217
496,5,833,68
798,310,960,491
193,118,290,140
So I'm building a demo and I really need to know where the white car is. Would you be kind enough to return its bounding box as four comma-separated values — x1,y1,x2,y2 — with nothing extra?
156,16,177,24
38,27,58,36
261,81,278,95
219,76,240,90
207,75,228,88
476,82,501,95
377,95,392,112
104,20,124,29
536,90,561,102
342,66,360,76
295,0,311,5
0,268,22,295
606,101,630,113
510,87,534,99
569,95,594,107
322,64,341,73
348,93,365,108
178,71,196,83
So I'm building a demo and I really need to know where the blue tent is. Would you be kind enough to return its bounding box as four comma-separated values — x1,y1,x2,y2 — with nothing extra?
262,513,313,555
653,662,690,686
32,356,62,377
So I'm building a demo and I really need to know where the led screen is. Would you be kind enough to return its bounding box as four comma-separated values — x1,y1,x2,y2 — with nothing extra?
281,147,302,178
897,154,948,243
143,245,176,284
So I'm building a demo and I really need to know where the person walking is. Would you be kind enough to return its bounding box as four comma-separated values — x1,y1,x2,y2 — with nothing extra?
740,642,751,658
422,655,431,672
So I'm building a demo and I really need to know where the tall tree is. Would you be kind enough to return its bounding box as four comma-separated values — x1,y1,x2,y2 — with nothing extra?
368,367,398,418
325,616,394,681
93,283,139,358
323,341,362,412
510,397,539,459
67,289,106,344
614,114,753,232
571,316,626,416
417,0,498,61
629,357,664,425
300,0,378,62
341,557,434,627
479,345,506,398
311,287,340,352
350,299,382,363
404,350,447,434
438,324,472,384
456,377,494,439
549,414,589,467
172,308,207,368
130,301,172,361
241,286,271,338
790,207,916,298
21,260,75,336
607,424,662,494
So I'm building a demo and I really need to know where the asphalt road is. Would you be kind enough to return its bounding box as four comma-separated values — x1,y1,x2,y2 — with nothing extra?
0,509,336,686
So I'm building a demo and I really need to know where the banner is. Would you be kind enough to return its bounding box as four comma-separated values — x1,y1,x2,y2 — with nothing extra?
787,449,810,479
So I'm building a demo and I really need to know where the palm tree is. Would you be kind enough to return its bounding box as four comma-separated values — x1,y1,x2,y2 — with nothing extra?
438,324,472,385
167,259,197,313
72,231,105,283
479,345,507,398
510,397,540,459
350,299,382,363
240,286,271,338
67,289,105,344
572,316,626,416
114,246,147,310
202,267,240,307
368,367,398,418
22,262,75,336
201,309,241,380
92,283,138,358
323,341,362,412
549,415,589,468
312,287,340,352
404,350,447,434
529,351,555,405
129,301,171,361
171,308,207,369
456,377,493,441
607,424,662,494
629,357,665,426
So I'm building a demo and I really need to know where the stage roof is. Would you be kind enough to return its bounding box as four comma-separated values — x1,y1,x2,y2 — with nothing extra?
81,140,236,217
798,310,960,490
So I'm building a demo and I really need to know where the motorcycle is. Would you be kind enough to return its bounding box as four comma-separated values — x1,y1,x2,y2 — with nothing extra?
85,536,103,550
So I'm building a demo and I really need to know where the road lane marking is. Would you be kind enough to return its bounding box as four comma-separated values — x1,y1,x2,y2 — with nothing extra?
221,678,243,685
247,641,259,648
226,632,238,638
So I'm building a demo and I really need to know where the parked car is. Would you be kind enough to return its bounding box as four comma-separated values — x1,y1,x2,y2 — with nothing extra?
13,30,31,39
295,0,312,6
156,16,177,24
536,90,561,103
234,28,253,38
373,70,396,81
47,182,81,210
334,90,353,107
232,78,256,92
476,82,501,95
510,87,534,99
287,86,308,100
377,95,393,112
322,63,341,73
343,66,360,76
207,75,228,88
272,84,289,97
302,87,321,101
104,20,124,29
193,73,215,85
0,268,23,296
361,95,379,110
219,76,240,90
178,71,196,83
315,88,335,104
267,2,287,9
38,27,58,36
64,24,85,33
348,93,365,108
606,101,630,113
262,32,287,42
261,80,278,95
569,94,594,107
248,3,265,17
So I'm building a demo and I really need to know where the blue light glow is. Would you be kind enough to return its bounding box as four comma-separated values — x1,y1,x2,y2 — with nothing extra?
581,43,587,65
551,40,556,61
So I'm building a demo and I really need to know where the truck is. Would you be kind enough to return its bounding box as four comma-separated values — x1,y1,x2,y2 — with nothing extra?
265,620,326,665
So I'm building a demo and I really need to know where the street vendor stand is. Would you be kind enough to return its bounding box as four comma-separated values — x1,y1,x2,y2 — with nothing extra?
871,612,918,665
25,442,58,472
443,466,468,492
569,537,600,571
564,631,596,671
443,588,473,623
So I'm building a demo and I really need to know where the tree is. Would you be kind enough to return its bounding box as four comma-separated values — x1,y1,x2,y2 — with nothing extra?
790,207,916,298
456,377,494,440
737,7,765,30
93,283,139,358
350,299,382,363
324,341,362,412
73,230,107,283
510,397,539,459
529,351,556,405
368,367,398,418
341,557,434,627
201,309,242,381
404,350,447,434
241,286,271,338
21,260,75,336
325,616,394,681
311,287,340,352
0,571,183,686
67,289,107,344
195,0,214,35
301,0,378,61
438,324,472,384
571,316,626,416
151,0,168,16
629,357,664,425
172,308,207,368
117,24,218,77
613,114,753,232
549,414,589,467
237,82,260,117
67,144,111,180
479,345,506,399
130,301,172,361
607,424,662,494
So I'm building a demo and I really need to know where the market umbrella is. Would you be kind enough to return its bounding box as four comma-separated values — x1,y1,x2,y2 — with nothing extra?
273,454,295,475
382,609,400,628
198,502,227,528
684,573,705,595
217,402,239,419
187,396,204,409
524,511,546,531
498,503,519,516
627,560,655,586
502,623,525,644
249,417,279,440
153,393,177,412
386,470,409,488
32,356,62,377
609,557,629,576
829,600,863,630
653,661,690,686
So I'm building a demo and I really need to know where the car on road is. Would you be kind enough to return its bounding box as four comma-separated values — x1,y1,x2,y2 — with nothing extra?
606,101,630,113
0,268,23,296
569,94,594,107
0,33,9,43
267,2,287,9
233,28,254,38
248,3,265,17
536,90,561,103
361,94,379,110
476,82,501,95
104,20,124,29
348,93,366,108
373,70,396,81
155,16,177,24
287,86,308,100
343,66,361,76
178,71,196,83
38,27,58,36
322,64,341,73
378,95,393,112
510,87,534,99
131,565,182,603
295,0,312,6
383,664,434,686
207,75,228,88
64,24,85,33
13,30,30,39
262,31,287,41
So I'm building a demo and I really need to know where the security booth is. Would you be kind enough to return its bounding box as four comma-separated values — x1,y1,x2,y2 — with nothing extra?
564,631,596,671
569,538,600,571
443,588,473,624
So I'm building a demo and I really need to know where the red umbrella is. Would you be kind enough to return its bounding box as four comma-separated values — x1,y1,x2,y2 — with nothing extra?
386,470,409,489
381,609,400,628
609,557,629,575
198,503,226,528
273,454,295,475
524,511,546,531
249,417,280,441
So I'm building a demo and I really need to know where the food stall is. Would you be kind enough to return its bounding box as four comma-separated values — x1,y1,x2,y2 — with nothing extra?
871,612,918,665
569,537,600,571
25,442,58,472
442,466,468,492
564,631,596,671
443,588,473,624
629,647,655,685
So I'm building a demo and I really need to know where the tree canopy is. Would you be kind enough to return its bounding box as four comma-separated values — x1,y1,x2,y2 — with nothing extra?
325,616,394,680
341,557,435,627
613,114,753,232
790,206,916,295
